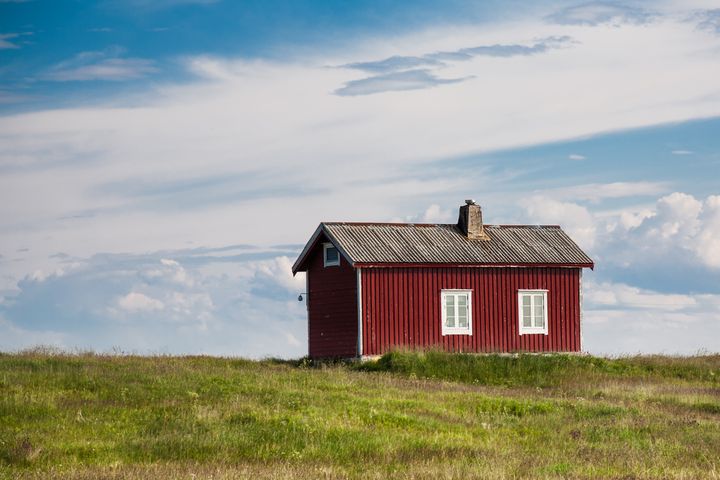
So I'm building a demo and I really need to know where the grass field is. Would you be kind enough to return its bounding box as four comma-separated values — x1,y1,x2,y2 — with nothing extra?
1,349,719,479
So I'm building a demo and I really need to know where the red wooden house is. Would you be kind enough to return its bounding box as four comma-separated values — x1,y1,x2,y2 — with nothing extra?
292,200,594,358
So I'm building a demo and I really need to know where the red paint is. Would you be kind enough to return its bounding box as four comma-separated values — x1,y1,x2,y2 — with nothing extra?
306,235,357,358
304,236,584,358
359,266,582,356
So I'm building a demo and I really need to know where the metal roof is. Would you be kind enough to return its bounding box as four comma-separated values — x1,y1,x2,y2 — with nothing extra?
292,222,593,273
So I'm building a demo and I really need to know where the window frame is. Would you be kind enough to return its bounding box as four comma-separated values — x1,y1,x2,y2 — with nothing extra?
441,289,473,336
517,289,549,335
323,242,340,267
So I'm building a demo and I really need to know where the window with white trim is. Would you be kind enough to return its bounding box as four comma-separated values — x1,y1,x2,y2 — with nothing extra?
518,290,548,335
323,243,340,267
441,290,472,335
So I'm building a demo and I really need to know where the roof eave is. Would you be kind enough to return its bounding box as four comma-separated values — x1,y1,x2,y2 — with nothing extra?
291,224,324,275
291,223,356,275
353,261,594,269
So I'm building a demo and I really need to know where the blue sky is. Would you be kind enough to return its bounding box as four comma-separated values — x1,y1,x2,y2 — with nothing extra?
1,0,720,357
0,0,538,110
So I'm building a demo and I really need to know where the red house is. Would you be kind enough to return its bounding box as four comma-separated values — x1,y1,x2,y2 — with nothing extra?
292,200,594,359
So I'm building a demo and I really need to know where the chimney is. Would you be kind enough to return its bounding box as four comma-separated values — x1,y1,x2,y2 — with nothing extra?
457,199,490,241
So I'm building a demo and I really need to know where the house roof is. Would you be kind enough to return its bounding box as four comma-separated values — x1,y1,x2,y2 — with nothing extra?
292,222,594,274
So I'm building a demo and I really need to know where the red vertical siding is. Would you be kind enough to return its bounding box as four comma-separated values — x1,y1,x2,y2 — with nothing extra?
306,242,357,358
360,266,582,356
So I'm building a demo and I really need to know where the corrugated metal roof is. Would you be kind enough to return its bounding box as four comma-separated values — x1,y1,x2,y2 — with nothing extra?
321,222,593,267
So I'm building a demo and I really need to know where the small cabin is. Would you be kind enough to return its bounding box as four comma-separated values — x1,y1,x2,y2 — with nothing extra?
292,200,594,359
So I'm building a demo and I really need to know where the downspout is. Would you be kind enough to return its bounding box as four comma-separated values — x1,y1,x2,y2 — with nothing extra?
579,269,584,353
356,268,363,358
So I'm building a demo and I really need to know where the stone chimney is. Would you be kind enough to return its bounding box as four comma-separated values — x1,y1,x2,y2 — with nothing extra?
457,199,490,241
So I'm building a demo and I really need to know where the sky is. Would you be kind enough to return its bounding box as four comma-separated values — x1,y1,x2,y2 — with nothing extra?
1,0,720,358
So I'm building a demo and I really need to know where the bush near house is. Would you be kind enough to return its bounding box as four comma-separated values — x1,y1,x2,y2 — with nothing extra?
1,349,718,479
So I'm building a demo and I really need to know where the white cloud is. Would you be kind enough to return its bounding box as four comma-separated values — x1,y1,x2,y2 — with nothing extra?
335,69,468,96
2,6,720,356
0,33,20,49
521,196,597,249
651,192,702,238
400,204,455,224
139,258,195,286
0,315,68,352
421,204,453,223
671,149,693,155
568,153,586,160
0,32,31,49
28,268,65,283
285,332,301,347
583,280,720,355
695,8,720,34
335,36,575,95
166,291,213,329
534,181,668,203
585,281,698,312
546,2,654,26
117,292,165,312
44,49,157,81
0,90,32,104
523,191,720,273
5,13,719,267
694,195,720,268
617,208,654,230
0,245,309,356
160,258,194,286
253,256,306,293
117,0,220,8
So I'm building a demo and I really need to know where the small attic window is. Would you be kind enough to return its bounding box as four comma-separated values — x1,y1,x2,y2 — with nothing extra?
323,243,340,267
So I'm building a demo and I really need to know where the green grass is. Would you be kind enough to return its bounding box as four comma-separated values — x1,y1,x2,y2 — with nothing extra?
356,350,720,387
1,349,719,479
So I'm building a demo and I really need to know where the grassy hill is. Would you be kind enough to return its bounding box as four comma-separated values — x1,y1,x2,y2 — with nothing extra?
1,350,718,479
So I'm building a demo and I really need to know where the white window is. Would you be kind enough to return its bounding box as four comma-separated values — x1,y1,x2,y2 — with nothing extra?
518,290,548,335
323,243,340,267
441,290,472,335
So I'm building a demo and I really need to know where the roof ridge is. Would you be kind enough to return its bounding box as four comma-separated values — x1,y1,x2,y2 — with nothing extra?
321,222,561,229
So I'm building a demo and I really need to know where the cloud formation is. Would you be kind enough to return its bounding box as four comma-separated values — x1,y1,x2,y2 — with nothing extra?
695,9,720,34
0,247,307,357
521,190,720,354
5,189,719,357
1,6,720,356
546,2,654,26
117,292,165,312
0,33,20,49
583,280,720,355
335,69,468,96
44,48,158,82
104,0,220,10
341,36,575,74
522,191,720,292
0,90,31,104
336,36,575,95
532,181,668,203
0,32,31,49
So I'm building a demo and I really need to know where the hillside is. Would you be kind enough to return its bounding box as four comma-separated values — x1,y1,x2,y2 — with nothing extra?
1,350,719,479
